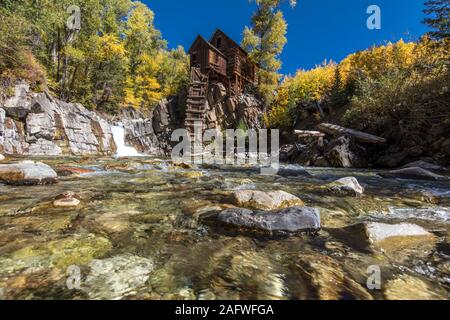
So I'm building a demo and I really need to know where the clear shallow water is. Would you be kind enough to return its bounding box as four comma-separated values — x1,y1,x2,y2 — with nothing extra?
0,157,449,300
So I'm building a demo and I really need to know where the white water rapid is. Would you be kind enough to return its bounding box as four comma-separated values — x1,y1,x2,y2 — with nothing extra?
111,124,142,157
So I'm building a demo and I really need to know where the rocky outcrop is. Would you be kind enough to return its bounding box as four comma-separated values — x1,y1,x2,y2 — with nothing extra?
1,82,265,157
286,118,450,169
281,135,368,168
324,136,368,168
204,83,264,130
119,95,183,156
0,83,186,157
0,160,58,185
232,190,304,210
0,83,116,156
217,206,321,234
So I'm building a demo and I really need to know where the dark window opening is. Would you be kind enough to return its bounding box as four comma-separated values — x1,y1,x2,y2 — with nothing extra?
216,37,222,48
192,53,197,62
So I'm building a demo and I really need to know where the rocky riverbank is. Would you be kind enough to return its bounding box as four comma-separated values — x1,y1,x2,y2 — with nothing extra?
0,156,449,300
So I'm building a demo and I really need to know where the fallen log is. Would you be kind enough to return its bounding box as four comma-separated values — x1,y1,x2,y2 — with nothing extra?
317,123,387,145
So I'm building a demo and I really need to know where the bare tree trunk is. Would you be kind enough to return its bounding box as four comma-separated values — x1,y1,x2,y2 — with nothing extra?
56,28,61,83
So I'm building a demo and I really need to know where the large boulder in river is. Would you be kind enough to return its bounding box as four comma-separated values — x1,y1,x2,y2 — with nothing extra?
325,177,364,196
379,167,448,181
0,161,57,185
232,190,304,210
217,206,321,234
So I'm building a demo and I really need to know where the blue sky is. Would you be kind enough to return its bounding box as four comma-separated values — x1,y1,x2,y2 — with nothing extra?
144,0,430,75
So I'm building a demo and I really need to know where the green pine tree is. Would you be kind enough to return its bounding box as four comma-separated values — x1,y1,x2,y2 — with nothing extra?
242,0,296,105
423,0,450,41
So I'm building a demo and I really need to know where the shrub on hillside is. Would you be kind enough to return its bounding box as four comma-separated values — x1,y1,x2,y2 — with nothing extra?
344,39,450,141
0,12,46,92
264,62,336,128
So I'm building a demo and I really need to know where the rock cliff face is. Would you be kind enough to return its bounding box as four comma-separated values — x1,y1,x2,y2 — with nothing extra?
0,82,265,157
0,83,116,156
118,94,184,156
204,83,264,130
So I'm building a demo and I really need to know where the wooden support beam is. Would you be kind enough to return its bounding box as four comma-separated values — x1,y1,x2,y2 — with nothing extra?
294,130,326,138
317,123,387,145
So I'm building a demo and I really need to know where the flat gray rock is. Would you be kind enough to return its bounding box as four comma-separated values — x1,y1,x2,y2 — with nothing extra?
364,222,432,243
332,222,436,253
218,206,321,233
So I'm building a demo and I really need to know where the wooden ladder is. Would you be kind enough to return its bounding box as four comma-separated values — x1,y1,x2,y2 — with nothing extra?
184,67,209,140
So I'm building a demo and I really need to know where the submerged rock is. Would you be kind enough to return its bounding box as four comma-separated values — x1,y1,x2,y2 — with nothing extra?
232,190,304,210
0,161,57,185
379,167,448,181
292,253,373,300
386,207,450,223
0,234,111,274
53,192,81,208
55,166,95,176
277,167,312,178
83,254,154,300
384,275,447,300
402,161,448,173
0,154,4,161
193,239,287,300
325,177,364,195
217,206,320,234
180,171,203,179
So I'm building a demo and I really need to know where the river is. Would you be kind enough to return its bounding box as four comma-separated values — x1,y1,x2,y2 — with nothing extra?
0,157,448,300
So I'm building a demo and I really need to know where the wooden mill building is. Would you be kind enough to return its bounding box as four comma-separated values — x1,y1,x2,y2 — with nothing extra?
188,29,257,95
184,29,258,136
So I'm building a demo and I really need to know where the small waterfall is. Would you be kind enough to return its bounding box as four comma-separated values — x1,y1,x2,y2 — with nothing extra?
111,124,141,157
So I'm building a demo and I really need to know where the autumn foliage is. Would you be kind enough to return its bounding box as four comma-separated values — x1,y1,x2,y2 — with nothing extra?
0,0,189,113
265,38,450,141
